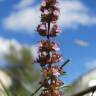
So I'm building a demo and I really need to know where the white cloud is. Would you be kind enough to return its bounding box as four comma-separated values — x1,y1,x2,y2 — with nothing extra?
0,37,39,62
0,37,22,59
74,39,89,47
58,0,96,28
2,0,96,32
3,6,40,32
86,59,96,70
31,44,39,61
14,0,35,9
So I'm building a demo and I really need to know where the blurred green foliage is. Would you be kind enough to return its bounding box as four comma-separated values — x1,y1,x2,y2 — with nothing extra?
2,44,40,96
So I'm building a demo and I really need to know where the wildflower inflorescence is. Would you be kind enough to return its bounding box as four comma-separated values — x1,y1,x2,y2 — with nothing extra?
36,0,68,96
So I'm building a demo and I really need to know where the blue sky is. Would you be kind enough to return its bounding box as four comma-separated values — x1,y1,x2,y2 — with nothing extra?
0,0,96,84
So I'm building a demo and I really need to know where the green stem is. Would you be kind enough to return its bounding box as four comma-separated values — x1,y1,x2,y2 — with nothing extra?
30,85,42,96
60,59,70,69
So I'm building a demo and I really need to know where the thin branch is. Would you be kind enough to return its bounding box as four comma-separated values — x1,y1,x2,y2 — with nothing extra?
30,85,42,96
60,59,70,69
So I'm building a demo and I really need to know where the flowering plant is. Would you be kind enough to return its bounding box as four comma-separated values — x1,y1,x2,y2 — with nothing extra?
32,0,70,96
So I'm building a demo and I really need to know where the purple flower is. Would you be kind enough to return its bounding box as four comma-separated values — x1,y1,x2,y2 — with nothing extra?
53,10,59,16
